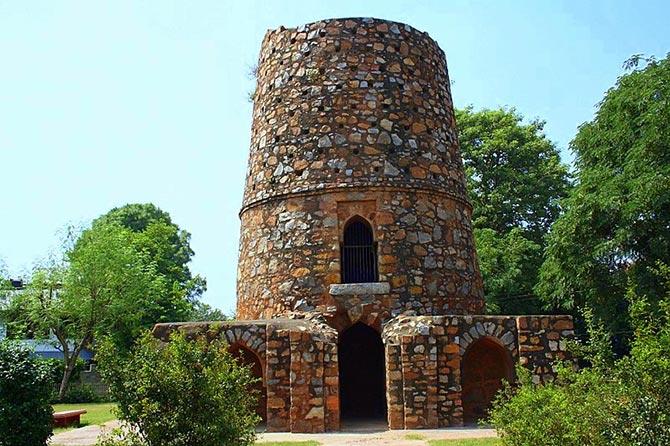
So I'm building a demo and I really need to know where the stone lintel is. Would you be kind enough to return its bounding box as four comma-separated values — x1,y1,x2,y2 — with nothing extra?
329,282,391,295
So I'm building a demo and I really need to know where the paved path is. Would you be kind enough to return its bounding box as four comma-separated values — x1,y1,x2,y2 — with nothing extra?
50,421,120,446
51,420,496,445
258,427,497,445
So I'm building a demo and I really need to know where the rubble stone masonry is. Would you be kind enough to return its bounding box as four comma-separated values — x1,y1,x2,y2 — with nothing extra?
155,17,575,433
236,17,485,321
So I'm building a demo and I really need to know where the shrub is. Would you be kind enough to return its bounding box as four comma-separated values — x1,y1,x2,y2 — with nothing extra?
58,384,101,403
97,331,259,446
43,357,93,403
0,341,54,446
490,264,670,445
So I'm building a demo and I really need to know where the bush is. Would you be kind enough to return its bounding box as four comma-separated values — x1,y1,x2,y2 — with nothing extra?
58,384,101,403
43,357,95,403
97,331,259,446
490,264,670,445
0,341,54,446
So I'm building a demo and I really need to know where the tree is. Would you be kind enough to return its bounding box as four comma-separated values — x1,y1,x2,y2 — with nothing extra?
0,341,54,446
0,261,10,329
9,224,167,399
457,107,570,243
474,228,542,314
537,55,670,344
456,107,570,313
97,332,259,446
187,301,228,322
93,203,206,308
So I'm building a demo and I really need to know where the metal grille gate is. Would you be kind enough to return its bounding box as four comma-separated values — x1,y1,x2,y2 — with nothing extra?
341,219,378,283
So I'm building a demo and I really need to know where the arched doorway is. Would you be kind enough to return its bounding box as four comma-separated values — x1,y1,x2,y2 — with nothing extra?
338,322,387,422
461,337,513,423
229,344,267,422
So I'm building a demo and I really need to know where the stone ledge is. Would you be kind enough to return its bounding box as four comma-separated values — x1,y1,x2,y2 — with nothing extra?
329,282,390,295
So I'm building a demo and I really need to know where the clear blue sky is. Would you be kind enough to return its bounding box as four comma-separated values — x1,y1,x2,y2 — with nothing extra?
1,1,668,314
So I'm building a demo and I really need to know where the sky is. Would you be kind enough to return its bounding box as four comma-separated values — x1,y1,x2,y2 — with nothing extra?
1,0,668,314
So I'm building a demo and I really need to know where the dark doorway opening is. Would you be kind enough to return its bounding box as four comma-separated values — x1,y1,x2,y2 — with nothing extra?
229,344,267,422
461,337,513,423
338,322,387,421
341,217,378,283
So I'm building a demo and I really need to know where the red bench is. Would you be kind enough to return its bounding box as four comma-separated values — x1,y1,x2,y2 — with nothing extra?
53,409,87,428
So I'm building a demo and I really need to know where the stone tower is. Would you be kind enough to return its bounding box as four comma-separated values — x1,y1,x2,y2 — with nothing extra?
237,17,485,328
154,17,574,434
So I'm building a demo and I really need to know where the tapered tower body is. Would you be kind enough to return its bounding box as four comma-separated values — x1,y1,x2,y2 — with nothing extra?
156,18,575,434
236,17,484,327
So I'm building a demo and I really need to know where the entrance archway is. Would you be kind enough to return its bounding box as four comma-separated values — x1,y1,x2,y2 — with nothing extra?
229,344,267,422
338,322,387,421
461,337,513,423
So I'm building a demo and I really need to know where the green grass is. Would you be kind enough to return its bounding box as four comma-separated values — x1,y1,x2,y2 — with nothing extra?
255,442,320,446
52,402,117,433
406,433,426,440
429,439,501,446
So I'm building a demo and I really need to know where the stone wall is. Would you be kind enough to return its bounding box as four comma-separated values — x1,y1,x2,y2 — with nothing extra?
517,315,573,384
382,314,574,429
238,189,483,324
237,17,484,321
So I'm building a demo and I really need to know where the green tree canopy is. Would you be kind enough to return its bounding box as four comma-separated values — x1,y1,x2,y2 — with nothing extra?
7,224,167,398
537,55,670,343
457,107,570,243
92,203,206,303
456,107,570,313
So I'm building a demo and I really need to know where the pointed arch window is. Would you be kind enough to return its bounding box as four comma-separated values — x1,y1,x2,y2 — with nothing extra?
341,217,378,283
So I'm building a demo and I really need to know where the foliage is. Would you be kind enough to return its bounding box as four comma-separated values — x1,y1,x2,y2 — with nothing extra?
456,107,570,313
57,384,101,404
428,439,501,446
92,203,206,308
96,331,259,446
537,55,670,345
457,106,570,242
40,357,99,402
474,228,542,314
0,260,10,316
490,263,670,445
7,223,167,399
187,301,228,322
0,341,54,446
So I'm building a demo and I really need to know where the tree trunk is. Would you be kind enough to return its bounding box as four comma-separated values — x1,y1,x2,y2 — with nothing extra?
58,357,77,400
56,333,91,401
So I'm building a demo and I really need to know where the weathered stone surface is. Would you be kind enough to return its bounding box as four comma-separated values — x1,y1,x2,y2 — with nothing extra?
237,17,484,323
153,16,575,435
329,282,391,295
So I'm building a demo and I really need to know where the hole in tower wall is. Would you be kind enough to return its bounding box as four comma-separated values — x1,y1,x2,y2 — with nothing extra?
338,323,387,422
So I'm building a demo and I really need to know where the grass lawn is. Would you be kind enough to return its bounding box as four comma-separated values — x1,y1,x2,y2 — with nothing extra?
429,439,501,446
52,402,117,434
